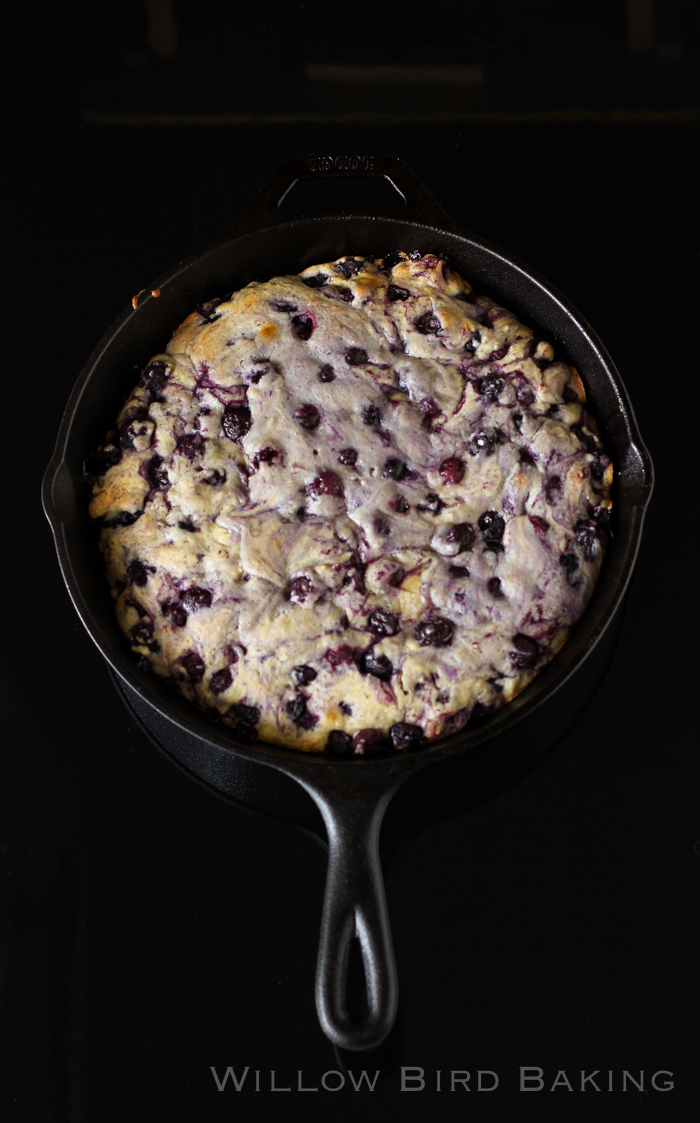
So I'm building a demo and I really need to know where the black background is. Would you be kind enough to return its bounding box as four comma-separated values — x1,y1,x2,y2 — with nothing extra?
3,2,699,1119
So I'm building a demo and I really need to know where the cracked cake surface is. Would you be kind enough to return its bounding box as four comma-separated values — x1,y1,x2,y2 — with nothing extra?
87,252,613,753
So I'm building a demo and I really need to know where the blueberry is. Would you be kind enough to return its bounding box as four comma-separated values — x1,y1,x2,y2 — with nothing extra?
446,523,475,553
326,730,354,754
130,619,154,646
469,431,495,456
291,314,314,340
292,664,317,685
545,476,561,501
489,345,508,362
83,444,122,481
373,516,391,537
560,553,578,572
478,510,505,544
414,312,441,335
127,559,151,587
181,652,205,683
253,446,280,470
289,576,312,604
470,702,490,721
176,433,205,460
388,284,410,301
104,510,141,528
337,448,358,466
510,634,539,669
230,702,260,725
141,360,169,396
181,587,212,612
307,471,343,498
590,454,610,482
367,608,399,637
294,403,320,430
318,364,336,382
389,722,426,750
388,567,406,587
414,617,454,647
346,347,368,366
352,729,388,754
383,457,408,480
479,374,503,401
571,422,599,453
574,519,600,561
394,495,409,514
336,259,360,278
439,457,465,485
196,297,223,322
487,577,504,598
515,385,535,407
362,404,382,427
358,650,394,680
419,398,441,429
222,404,252,442
162,601,188,627
339,701,352,715
145,456,168,490
209,667,232,694
286,695,318,729
464,338,479,355
449,565,470,578
417,492,444,515
119,414,149,450
234,724,259,742
302,273,328,288
204,469,226,486
382,252,403,269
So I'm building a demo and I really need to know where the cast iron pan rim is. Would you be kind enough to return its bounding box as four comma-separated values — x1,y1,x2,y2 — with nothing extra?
42,184,653,779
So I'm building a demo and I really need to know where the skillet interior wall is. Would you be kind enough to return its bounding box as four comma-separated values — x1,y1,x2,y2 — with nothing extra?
6,115,698,1121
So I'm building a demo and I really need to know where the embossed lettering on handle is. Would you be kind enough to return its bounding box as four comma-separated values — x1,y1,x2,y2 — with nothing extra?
309,155,376,173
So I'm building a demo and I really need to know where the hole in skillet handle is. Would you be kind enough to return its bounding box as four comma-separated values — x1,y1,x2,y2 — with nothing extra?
279,174,406,216
344,934,370,1023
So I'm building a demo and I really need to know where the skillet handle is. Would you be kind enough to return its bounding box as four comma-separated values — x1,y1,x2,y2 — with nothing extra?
303,779,398,1050
229,153,460,236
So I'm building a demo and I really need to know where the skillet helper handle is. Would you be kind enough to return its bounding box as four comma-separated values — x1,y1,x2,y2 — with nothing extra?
230,153,460,235
313,787,398,1051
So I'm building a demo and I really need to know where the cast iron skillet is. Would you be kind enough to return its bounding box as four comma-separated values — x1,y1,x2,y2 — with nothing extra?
42,154,653,1051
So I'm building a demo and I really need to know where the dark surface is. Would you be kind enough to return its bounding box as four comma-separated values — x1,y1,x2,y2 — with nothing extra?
4,87,699,1123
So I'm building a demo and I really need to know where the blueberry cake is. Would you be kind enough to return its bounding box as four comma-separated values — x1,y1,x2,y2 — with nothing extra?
87,253,613,753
